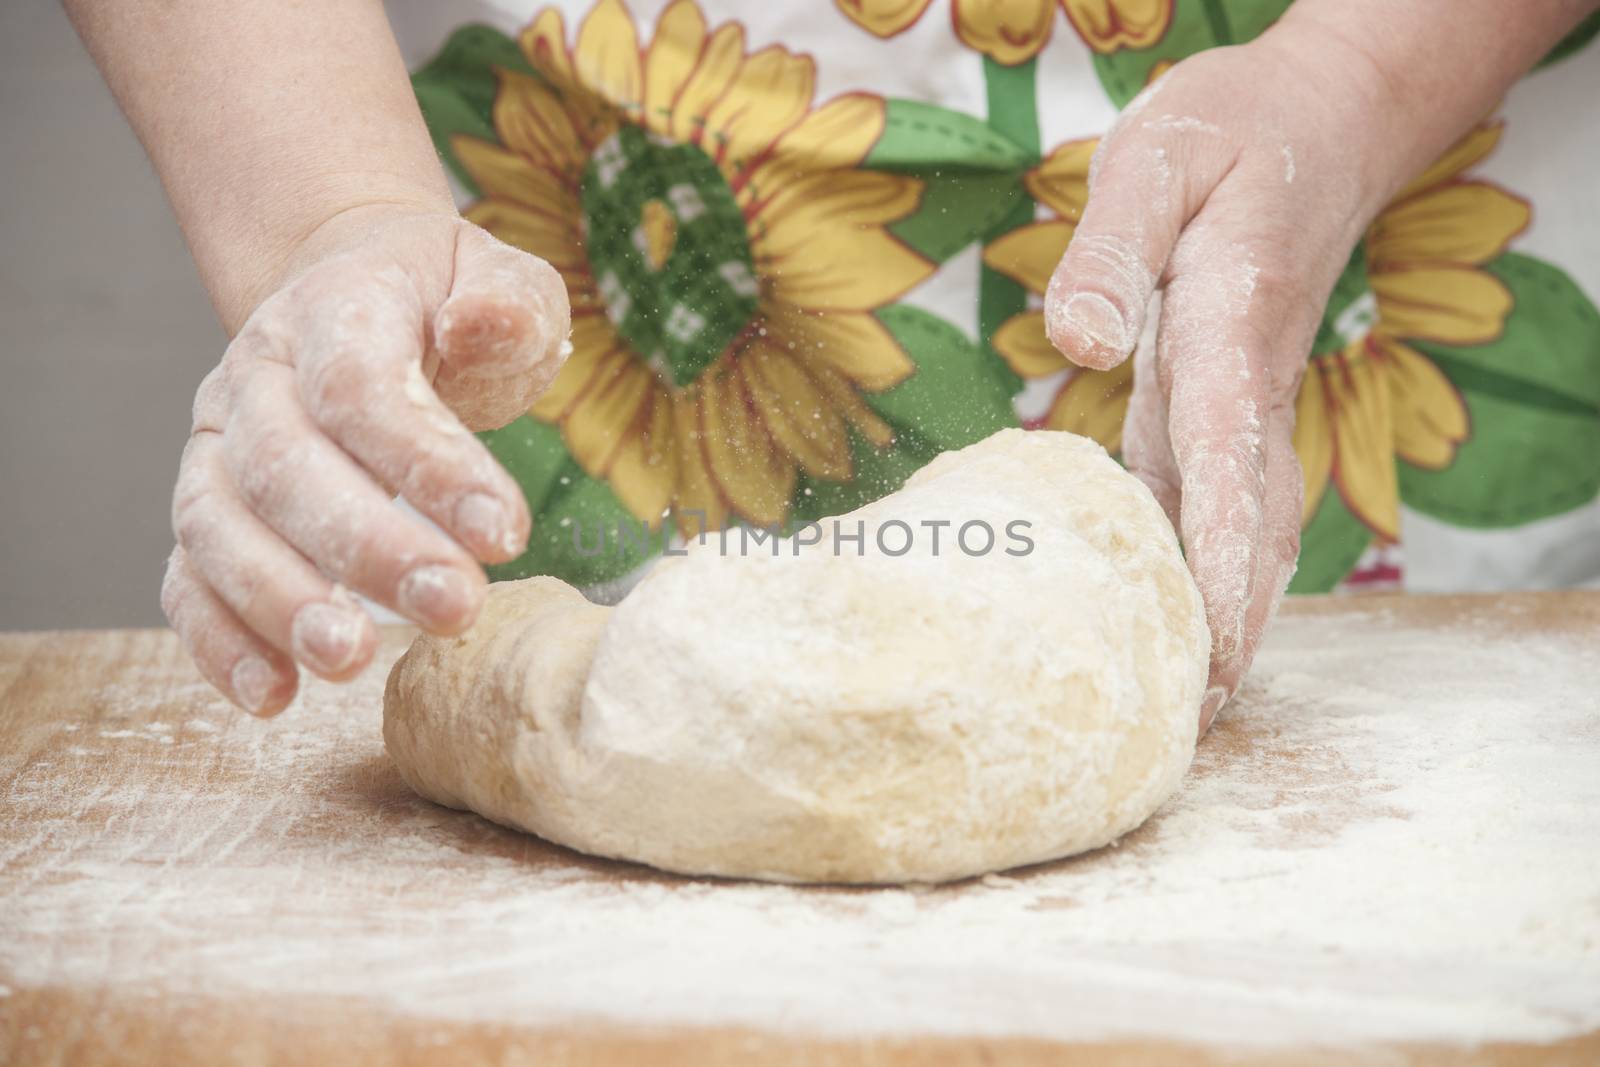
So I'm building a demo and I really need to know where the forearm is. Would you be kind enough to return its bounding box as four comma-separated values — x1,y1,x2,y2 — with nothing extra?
65,0,455,333
1275,0,1598,203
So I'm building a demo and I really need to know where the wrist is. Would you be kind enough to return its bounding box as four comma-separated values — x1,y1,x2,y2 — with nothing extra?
215,189,459,335
1267,0,1594,207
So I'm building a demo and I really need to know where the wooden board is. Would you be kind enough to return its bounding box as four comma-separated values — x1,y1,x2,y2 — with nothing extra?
3,592,1598,1066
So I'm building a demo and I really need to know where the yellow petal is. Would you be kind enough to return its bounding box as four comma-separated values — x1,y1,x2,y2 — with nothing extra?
982,220,1075,295
518,8,609,141
574,0,643,112
1025,138,1097,223
531,315,621,421
671,386,729,535
493,68,587,177
1292,364,1334,528
671,23,746,146
1060,0,1174,54
704,47,816,172
643,0,706,131
993,311,1070,378
740,94,887,201
810,365,895,447
756,172,933,311
1371,267,1513,345
742,344,853,481
700,362,795,526
452,137,578,215
1045,361,1133,452
561,355,653,475
608,384,677,526
833,0,936,37
1393,123,1503,203
752,158,919,233
463,199,585,270
1325,343,1400,542
1379,339,1469,470
519,9,574,85
1368,181,1529,268
953,0,1056,65
764,306,914,391
555,263,604,316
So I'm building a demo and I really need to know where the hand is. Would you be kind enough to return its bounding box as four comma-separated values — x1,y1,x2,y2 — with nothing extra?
162,211,570,716
1043,29,1409,731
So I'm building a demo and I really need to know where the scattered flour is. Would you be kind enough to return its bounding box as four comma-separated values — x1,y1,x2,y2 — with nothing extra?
2,604,1598,1051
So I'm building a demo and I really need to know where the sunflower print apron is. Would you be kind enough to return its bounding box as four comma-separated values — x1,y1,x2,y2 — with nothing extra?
399,0,1600,594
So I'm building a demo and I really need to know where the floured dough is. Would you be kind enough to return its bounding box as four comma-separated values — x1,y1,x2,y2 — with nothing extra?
384,429,1209,883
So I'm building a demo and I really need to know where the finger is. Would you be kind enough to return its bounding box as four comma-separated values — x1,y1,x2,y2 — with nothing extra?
222,358,488,635
173,430,379,680
432,224,572,431
1120,293,1180,527
1045,96,1233,371
1158,222,1273,697
1198,390,1303,734
160,547,298,717
292,279,533,564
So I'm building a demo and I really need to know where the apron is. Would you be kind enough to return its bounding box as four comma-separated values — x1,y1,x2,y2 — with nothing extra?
391,0,1600,595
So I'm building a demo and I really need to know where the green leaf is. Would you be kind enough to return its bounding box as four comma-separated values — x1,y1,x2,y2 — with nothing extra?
478,416,569,516
1400,253,1600,527
868,305,1020,450
1415,254,1600,410
890,172,1027,264
411,24,533,195
787,305,1018,525
868,99,1034,173
481,416,664,586
871,98,1036,264
1287,487,1372,594
493,468,666,587
1090,0,1292,108
1537,9,1600,69
790,428,937,524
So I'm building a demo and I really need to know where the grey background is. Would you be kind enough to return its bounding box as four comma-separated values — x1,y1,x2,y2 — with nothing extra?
1,2,224,632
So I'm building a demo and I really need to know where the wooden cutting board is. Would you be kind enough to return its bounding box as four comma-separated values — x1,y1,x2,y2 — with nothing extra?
3,592,1598,1066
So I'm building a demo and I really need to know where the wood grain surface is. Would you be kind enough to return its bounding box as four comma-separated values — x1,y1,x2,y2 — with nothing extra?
2,592,1598,1066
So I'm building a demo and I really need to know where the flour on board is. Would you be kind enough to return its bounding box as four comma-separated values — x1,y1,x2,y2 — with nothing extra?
3,603,1598,1050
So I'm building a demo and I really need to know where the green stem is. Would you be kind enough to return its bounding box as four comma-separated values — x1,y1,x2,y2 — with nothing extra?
978,57,1041,391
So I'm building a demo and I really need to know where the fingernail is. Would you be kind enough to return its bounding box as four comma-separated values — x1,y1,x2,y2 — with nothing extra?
231,656,280,716
290,600,366,675
398,564,477,628
1057,291,1127,354
455,492,520,558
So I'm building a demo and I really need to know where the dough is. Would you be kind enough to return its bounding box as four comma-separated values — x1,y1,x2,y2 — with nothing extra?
384,429,1209,884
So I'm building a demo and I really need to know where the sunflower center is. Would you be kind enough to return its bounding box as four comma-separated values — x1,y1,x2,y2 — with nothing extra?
580,124,759,388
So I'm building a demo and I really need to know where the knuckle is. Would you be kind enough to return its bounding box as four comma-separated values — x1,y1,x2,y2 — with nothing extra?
230,315,293,367
192,366,230,432
395,444,465,511
226,419,303,515
301,350,373,432
170,459,216,546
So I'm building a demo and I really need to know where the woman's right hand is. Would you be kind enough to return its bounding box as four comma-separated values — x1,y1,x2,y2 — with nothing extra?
162,210,569,716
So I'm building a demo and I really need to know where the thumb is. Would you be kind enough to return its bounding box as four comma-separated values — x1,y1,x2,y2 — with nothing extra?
1045,99,1231,370
432,222,572,431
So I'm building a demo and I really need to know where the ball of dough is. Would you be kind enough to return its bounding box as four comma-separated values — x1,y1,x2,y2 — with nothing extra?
385,429,1209,884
